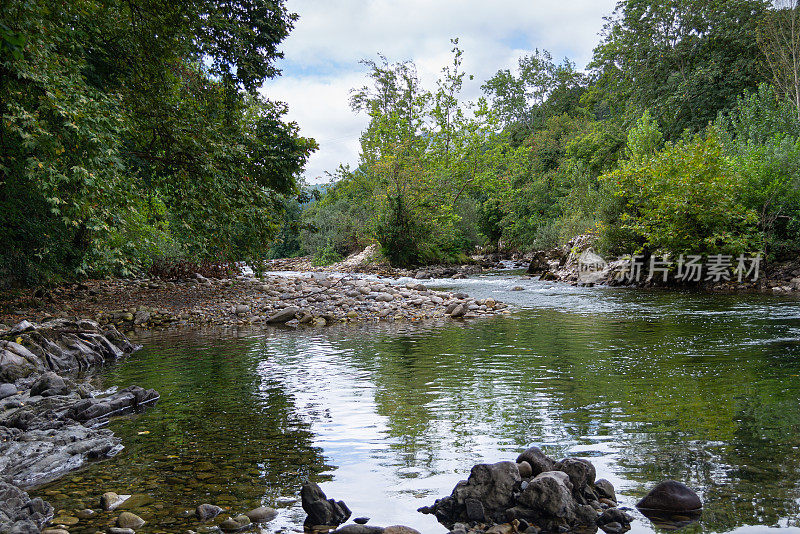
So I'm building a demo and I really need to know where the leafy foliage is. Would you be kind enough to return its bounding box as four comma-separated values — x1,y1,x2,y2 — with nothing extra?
0,0,315,285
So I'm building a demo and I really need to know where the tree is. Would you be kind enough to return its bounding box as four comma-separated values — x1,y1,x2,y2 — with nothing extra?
590,0,770,138
757,0,800,119
482,49,586,141
0,0,315,284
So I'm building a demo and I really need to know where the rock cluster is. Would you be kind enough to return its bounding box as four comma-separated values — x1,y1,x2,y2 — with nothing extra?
419,447,632,534
0,319,135,383
90,274,509,329
0,320,157,534
2,273,510,331
0,482,53,534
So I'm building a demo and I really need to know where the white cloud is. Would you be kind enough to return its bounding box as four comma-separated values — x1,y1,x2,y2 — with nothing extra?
260,0,617,184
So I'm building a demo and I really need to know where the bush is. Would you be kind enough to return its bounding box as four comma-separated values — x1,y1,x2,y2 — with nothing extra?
600,131,761,256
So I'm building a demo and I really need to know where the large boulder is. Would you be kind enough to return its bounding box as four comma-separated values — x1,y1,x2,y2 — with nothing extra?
517,471,575,519
553,458,596,503
636,481,701,512
516,447,555,477
421,452,611,532
527,252,549,275
301,482,351,527
418,461,521,526
267,307,300,324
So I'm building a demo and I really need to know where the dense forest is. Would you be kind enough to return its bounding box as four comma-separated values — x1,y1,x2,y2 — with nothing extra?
295,0,800,267
0,0,316,285
2,0,800,285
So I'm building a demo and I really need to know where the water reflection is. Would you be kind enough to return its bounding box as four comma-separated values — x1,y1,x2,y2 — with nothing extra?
31,279,800,534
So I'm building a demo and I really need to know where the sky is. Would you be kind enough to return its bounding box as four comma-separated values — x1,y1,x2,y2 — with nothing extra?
260,1,618,185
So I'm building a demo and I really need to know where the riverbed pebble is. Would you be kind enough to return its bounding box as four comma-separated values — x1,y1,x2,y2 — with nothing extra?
7,273,510,330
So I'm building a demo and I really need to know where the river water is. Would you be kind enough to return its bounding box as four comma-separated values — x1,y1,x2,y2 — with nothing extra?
31,271,800,534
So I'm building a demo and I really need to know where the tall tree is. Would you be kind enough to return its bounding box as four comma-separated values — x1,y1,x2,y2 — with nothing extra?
0,0,315,284
590,0,770,138
758,0,800,119
482,50,586,141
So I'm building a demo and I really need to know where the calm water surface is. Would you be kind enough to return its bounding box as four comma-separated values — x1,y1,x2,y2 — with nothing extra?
32,273,800,534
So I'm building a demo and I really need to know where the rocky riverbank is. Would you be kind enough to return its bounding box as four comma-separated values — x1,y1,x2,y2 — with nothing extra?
525,234,800,294
0,273,510,333
0,319,158,534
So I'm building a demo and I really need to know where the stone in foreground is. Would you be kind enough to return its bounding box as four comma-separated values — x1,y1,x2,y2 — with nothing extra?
301,482,351,528
420,448,622,533
636,480,702,512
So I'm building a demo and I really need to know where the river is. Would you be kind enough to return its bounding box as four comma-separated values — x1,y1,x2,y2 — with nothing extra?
31,270,800,534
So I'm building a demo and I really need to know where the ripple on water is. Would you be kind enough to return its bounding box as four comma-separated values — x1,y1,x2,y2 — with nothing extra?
28,280,800,533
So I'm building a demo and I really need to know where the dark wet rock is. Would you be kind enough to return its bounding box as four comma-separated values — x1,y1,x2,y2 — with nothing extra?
301,482,351,527
553,458,596,503
0,482,53,533
465,498,485,521
244,506,277,523
517,461,533,479
517,471,577,522
195,503,223,522
117,511,145,529
422,453,610,533
527,252,549,274
636,481,702,512
516,447,555,477
594,479,616,502
597,508,633,529
418,461,520,526
353,517,370,524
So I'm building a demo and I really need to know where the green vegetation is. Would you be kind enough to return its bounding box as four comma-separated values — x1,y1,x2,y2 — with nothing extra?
301,0,800,267
1,0,316,285
4,0,800,283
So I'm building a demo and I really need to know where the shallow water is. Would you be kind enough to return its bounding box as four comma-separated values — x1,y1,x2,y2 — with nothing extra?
31,273,800,533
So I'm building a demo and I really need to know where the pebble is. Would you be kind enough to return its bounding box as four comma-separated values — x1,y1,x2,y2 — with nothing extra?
244,506,277,523
117,511,145,529
21,273,509,332
51,516,79,526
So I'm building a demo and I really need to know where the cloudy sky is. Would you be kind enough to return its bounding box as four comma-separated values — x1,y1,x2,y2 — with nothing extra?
260,1,617,184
